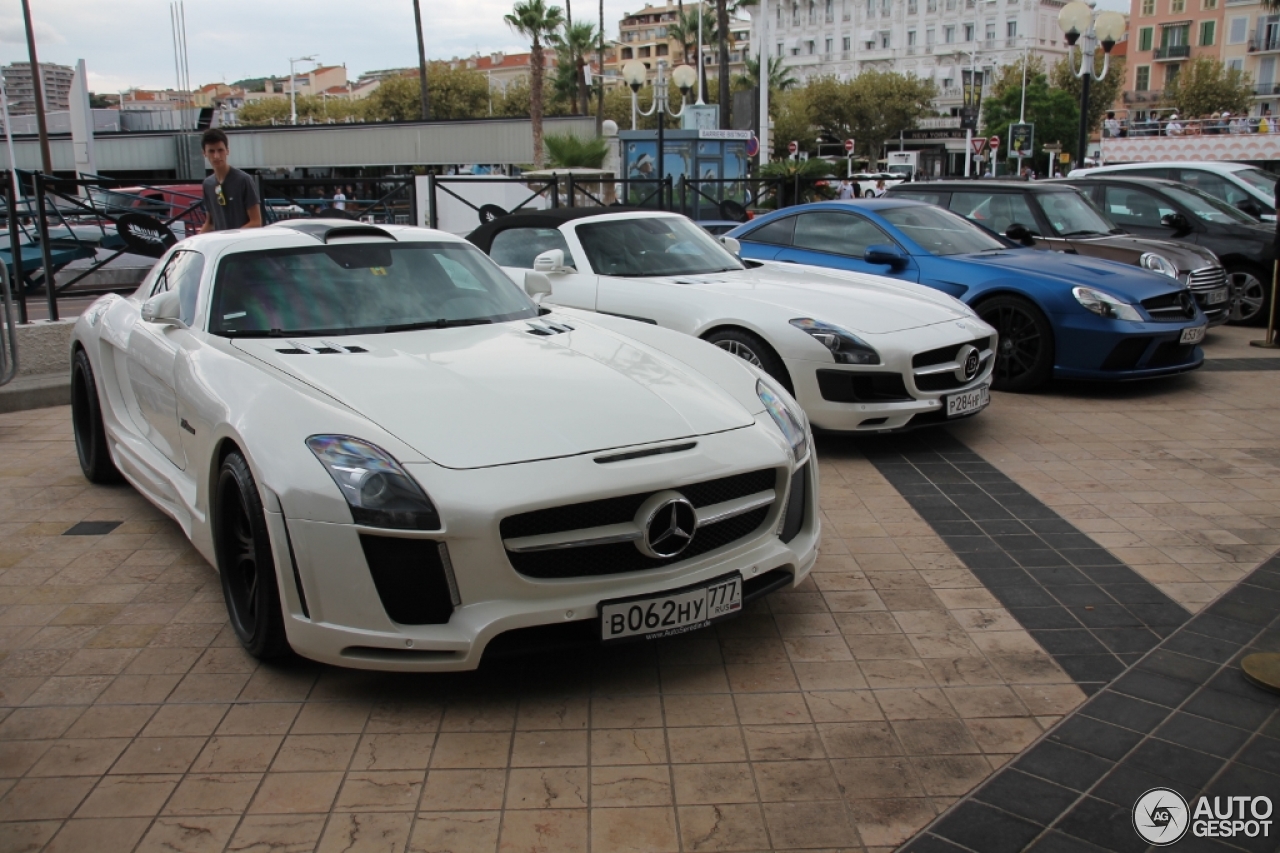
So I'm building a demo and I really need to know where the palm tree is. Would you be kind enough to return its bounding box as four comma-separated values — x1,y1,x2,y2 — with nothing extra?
716,0,731,127
667,7,704,66
506,0,566,167
596,0,605,132
736,55,797,93
552,20,597,115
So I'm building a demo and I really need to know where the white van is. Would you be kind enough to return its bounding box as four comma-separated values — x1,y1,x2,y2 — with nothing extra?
1068,161,1278,221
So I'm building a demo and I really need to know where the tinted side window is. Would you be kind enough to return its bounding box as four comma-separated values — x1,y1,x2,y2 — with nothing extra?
948,192,1039,236
151,251,205,326
1177,170,1250,206
1102,186,1175,228
1116,167,1172,180
891,191,946,206
489,227,571,268
743,215,796,246
792,212,893,257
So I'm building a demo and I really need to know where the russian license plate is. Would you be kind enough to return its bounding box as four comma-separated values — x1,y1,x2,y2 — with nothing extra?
946,385,990,418
1180,325,1207,345
1206,288,1229,305
600,573,743,642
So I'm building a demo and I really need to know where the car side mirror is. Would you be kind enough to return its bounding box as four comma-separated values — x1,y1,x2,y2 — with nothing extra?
533,249,573,274
523,271,554,304
1005,223,1036,246
140,289,182,325
1160,212,1189,231
864,244,908,269
719,235,742,257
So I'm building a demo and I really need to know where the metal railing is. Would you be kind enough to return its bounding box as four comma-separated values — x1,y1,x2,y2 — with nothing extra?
1105,111,1280,136
1249,31,1280,51
0,173,17,386
1153,44,1192,59
259,176,415,226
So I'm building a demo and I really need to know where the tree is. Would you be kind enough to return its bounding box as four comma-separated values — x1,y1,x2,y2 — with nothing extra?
981,72,1080,171
734,55,798,93
1050,49,1125,138
803,71,937,163
544,132,610,167
768,88,818,158
1165,57,1253,118
237,98,292,125
989,53,1046,101
759,157,835,207
359,67,489,122
551,20,597,114
494,77,571,119
506,0,566,167
667,8,703,66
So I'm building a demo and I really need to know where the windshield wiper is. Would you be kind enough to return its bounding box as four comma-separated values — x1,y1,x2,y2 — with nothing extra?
381,317,494,332
1059,230,1106,237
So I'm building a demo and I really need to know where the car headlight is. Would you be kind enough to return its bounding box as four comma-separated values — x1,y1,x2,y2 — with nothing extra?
757,378,808,462
790,318,880,364
306,435,441,530
1072,286,1144,322
1139,252,1179,278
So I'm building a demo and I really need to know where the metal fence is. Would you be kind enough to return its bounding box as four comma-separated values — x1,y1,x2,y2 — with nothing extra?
0,173,17,386
259,176,416,226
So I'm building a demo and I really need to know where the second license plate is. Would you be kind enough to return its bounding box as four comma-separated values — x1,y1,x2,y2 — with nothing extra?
1180,325,1207,345
946,385,990,418
600,573,743,643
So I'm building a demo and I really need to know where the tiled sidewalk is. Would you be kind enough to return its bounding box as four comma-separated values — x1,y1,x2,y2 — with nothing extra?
1,331,1278,852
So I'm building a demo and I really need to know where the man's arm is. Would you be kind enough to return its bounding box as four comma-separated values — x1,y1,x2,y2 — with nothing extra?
241,174,263,228
245,205,263,228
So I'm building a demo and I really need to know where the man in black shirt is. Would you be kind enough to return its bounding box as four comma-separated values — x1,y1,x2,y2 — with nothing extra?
199,128,262,232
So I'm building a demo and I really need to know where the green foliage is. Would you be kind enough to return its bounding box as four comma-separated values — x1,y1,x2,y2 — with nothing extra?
426,64,491,119
802,71,937,161
550,20,597,114
231,76,271,92
544,132,610,167
769,88,819,158
981,72,1080,170
506,0,566,166
237,98,293,124
734,55,798,93
88,92,114,108
989,54,1046,101
493,78,572,119
1165,57,1253,118
759,157,835,206
1050,50,1125,137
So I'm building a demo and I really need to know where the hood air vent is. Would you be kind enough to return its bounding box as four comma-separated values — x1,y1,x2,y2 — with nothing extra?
525,320,575,336
276,340,369,355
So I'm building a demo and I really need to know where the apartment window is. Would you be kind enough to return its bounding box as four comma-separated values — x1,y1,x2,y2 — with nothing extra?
1140,0,1154,14
1170,0,1184,13
1228,57,1244,72
1166,64,1181,85
880,30,891,46
807,38,816,53
945,25,956,42
777,4,783,22
1135,65,1150,90
866,0,874,16
1202,0,1216,8
986,21,997,40
1139,26,1153,50
943,76,954,88
826,37,834,52
843,35,852,49
810,0,818,24
965,23,975,41
1162,23,1190,46
909,0,918,13
946,0,956,9
1200,20,1215,45
908,29,917,45
656,43,669,56
881,0,891,16
928,0,938,10
826,0,835,21
777,41,785,55
1007,20,1017,38
926,27,936,44
1228,17,1247,44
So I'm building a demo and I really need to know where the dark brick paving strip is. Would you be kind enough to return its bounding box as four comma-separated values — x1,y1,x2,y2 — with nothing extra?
1201,358,1280,372
863,431,1192,693
899,551,1280,853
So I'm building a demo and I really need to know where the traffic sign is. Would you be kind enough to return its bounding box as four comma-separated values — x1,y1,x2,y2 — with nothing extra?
989,135,1001,151
843,138,855,153
970,137,987,156
746,135,760,157
788,140,799,155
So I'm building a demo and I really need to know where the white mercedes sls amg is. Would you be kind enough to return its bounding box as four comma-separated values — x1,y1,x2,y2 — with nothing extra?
468,210,999,433
70,221,819,671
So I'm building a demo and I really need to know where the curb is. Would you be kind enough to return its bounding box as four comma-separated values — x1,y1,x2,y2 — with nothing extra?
0,372,70,414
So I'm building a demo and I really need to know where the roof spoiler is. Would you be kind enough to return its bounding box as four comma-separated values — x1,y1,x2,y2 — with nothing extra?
275,221,398,243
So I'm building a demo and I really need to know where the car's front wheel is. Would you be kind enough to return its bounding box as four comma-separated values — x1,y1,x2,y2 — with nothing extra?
71,348,122,484
1225,264,1269,326
215,451,290,660
703,328,794,394
976,295,1054,392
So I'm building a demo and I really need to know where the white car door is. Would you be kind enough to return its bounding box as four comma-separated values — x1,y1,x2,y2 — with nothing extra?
488,225,599,309
124,249,202,470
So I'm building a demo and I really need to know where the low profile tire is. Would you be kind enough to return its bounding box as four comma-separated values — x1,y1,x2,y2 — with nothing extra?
215,451,290,660
976,295,1055,393
71,348,122,484
703,328,793,394
1225,265,1269,326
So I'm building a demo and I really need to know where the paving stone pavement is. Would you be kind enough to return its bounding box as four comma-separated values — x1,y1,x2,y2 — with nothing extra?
0,328,1277,852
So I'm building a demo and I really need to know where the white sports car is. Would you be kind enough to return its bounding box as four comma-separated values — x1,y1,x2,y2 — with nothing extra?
70,220,819,671
468,210,998,432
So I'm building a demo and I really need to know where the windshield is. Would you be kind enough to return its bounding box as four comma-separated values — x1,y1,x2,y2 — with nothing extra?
576,216,745,277
879,205,1007,255
1161,184,1260,224
1037,191,1119,236
209,241,538,337
1233,166,1279,198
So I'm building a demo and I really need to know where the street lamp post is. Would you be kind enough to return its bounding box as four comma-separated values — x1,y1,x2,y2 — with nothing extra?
288,55,317,125
1056,2,1125,169
622,60,698,208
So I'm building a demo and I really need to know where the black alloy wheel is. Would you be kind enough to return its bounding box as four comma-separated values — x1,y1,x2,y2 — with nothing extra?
71,348,122,484
703,328,794,394
976,295,1055,392
216,451,290,659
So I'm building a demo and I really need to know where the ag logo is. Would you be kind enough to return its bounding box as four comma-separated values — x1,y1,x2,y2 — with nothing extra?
1134,787,1190,846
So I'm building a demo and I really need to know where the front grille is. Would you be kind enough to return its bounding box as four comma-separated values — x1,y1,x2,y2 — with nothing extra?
359,535,455,625
1187,266,1226,292
915,364,990,393
816,370,911,403
1141,291,1197,322
501,468,778,579
912,337,992,368
780,464,809,544
1101,337,1152,371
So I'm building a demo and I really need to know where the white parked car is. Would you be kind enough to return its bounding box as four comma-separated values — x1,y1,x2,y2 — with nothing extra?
70,221,819,670
468,210,998,433
1068,161,1278,221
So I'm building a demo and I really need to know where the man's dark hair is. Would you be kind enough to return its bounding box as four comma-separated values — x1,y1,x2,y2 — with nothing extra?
201,128,229,150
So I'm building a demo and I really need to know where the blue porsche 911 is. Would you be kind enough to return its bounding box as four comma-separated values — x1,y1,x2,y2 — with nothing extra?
727,199,1208,391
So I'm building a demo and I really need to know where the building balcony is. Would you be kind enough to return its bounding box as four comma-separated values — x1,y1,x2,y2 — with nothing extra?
1253,82,1280,96
1122,89,1165,103
1249,33,1280,52
1153,45,1191,60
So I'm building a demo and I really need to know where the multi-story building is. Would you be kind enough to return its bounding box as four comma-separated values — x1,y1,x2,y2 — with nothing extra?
612,2,751,82
1222,0,1280,117
2,61,75,115
1125,0,1223,116
243,65,350,104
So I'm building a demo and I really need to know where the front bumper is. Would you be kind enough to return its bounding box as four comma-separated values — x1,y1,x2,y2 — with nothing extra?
1051,312,1205,380
269,421,820,671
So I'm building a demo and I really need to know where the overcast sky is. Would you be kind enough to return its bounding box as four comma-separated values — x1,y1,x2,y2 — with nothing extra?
2,0,1128,95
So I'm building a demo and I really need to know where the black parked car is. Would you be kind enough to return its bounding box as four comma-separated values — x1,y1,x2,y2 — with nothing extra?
885,180,1230,326
1054,176,1275,325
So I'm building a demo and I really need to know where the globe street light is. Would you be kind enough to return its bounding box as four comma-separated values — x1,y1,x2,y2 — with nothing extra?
622,60,697,207
1057,2,1125,169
